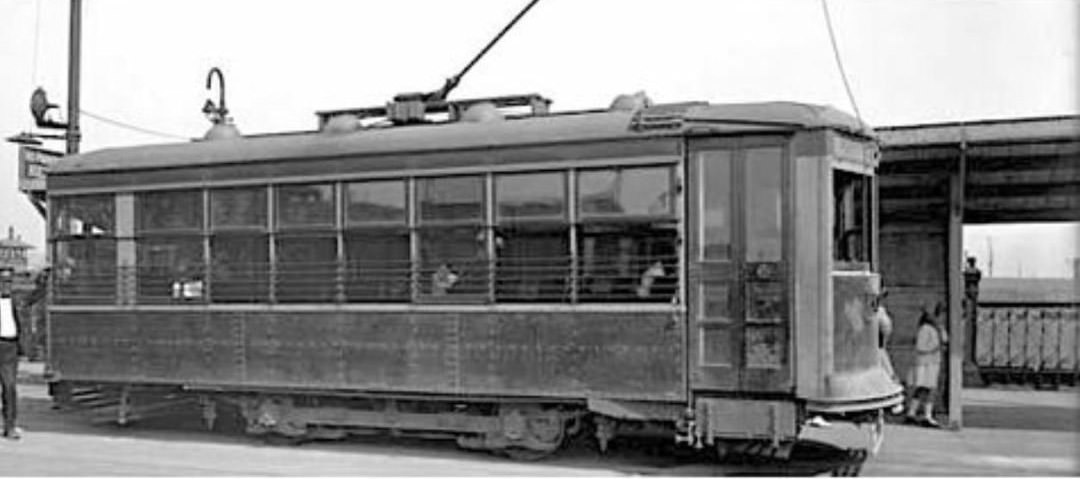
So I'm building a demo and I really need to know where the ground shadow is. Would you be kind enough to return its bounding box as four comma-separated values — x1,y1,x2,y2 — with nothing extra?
18,393,867,476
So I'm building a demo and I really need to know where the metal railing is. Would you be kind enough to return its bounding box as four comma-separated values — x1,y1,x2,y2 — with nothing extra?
52,255,681,305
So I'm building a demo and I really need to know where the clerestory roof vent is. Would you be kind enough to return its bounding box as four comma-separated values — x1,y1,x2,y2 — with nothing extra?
460,102,505,123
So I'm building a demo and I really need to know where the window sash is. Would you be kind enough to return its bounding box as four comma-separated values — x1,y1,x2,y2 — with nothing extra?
276,183,335,229
744,148,784,262
211,187,268,230
275,234,339,303
51,194,115,238
578,166,675,218
136,190,203,233
345,180,408,226
135,235,205,302
344,229,411,302
52,238,117,304
210,234,269,303
417,176,485,223
495,225,571,303
495,172,567,221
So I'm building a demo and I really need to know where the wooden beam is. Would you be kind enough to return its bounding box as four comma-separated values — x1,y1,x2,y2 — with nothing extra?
967,193,1080,212
878,116,1080,147
946,144,965,429
965,207,1080,224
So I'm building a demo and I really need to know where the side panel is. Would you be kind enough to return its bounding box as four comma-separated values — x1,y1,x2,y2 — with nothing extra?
48,308,685,401
793,155,827,399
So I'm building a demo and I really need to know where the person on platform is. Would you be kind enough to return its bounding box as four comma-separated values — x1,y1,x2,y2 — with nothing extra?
906,303,948,428
0,271,29,440
874,288,905,415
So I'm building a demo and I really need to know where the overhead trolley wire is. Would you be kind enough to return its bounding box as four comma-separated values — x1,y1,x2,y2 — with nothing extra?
79,109,190,141
28,0,43,132
820,0,864,124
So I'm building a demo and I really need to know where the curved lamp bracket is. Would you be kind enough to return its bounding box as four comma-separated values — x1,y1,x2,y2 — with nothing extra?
203,67,228,123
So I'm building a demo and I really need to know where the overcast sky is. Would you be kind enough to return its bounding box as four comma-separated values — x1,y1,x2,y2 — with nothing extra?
1,0,1077,274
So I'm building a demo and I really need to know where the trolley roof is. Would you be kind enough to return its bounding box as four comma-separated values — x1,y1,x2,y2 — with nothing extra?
52,101,872,175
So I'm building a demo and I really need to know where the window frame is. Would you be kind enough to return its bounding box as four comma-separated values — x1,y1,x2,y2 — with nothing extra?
415,174,490,303
577,165,677,221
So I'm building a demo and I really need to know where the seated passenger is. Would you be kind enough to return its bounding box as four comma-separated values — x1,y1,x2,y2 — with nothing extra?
431,263,460,296
636,261,666,299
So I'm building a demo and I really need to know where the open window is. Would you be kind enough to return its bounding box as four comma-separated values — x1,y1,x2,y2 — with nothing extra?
52,194,116,304
576,166,679,303
833,169,873,269
275,183,337,302
344,180,410,302
209,187,268,303
135,190,204,303
494,172,570,303
417,175,488,301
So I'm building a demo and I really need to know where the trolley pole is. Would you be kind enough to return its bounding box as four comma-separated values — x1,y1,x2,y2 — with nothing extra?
66,0,82,155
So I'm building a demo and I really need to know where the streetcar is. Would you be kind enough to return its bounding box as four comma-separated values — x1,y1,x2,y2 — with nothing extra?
43,90,899,463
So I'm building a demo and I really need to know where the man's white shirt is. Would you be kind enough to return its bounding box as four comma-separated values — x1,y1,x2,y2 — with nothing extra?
0,297,16,339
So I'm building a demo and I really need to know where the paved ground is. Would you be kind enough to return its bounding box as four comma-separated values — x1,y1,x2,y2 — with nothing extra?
6,362,1078,476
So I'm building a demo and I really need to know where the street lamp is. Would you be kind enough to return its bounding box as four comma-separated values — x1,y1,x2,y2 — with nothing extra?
5,87,72,150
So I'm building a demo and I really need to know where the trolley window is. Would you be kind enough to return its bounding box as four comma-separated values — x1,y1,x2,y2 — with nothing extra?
576,165,678,303
211,234,269,303
698,150,733,260
744,148,783,262
833,169,873,268
136,236,204,303
419,175,484,222
494,172,569,303
52,194,114,238
419,225,488,298
346,180,407,225
274,183,336,301
418,176,488,300
577,224,677,303
495,172,566,220
53,237,116,304
135,190,204,302
136,189,202,233
345,180,410,302
209,187,268,303
276,183,334,229
211,187,267,229
345,228,410,302
51,195,116,304
276,233,338,303
579,166,674,218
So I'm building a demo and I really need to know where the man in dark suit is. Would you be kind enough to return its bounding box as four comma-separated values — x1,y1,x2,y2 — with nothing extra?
0,270,27,440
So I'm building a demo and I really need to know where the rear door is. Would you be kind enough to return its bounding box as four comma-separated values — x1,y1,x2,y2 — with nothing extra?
688,137,792,392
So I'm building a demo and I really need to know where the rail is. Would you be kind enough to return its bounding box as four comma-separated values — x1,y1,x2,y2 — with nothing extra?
51,254,681,306
974,306,1079,386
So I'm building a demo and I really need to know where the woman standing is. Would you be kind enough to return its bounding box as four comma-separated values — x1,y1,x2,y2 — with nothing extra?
907,303,948,427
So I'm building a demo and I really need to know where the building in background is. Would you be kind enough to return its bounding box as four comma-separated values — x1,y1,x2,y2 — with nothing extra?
0,226,33,273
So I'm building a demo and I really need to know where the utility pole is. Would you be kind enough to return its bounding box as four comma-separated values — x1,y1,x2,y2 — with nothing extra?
66,0,82,155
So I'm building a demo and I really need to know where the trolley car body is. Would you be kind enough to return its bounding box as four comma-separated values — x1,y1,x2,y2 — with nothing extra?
45,96,899,455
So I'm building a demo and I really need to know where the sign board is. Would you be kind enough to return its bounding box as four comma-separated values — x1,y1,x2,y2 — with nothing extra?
18,146,61,194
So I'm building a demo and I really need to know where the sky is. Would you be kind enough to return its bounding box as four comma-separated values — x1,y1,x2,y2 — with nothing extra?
0,0,1077,275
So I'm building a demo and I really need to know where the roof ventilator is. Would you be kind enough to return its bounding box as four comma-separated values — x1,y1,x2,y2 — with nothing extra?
315,93,551,128
321,114,362,135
